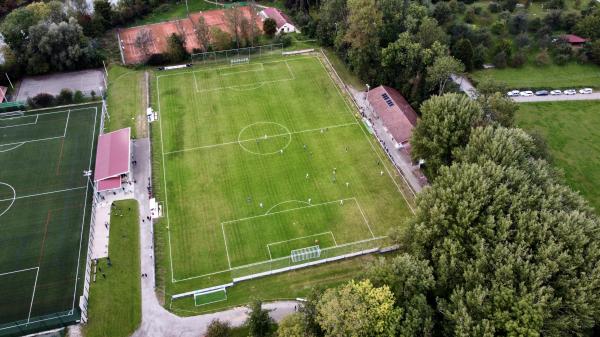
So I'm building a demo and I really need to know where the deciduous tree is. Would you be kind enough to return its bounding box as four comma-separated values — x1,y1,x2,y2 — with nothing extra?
344,0,382,81
426,55,464,95
206,319,232,337
317,280,400,337
410,93,483,178
246,299,274,337
263,18,277,38
134,28,153,60
194,16,211,52
276,313,307,337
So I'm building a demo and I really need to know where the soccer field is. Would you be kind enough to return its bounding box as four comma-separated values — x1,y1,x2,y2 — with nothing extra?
0,104,99,335
155,55,413,294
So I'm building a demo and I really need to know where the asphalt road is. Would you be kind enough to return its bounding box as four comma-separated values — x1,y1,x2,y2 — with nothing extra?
511,93,600,102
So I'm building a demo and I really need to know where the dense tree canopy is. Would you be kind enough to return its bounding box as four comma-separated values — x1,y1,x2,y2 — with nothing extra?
410,93,483,178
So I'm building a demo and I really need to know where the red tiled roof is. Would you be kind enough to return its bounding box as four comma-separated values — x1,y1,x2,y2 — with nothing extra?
562,34,588,44
98,176,122,192
367,85,418,144
262,7,291,29
94,128,131,182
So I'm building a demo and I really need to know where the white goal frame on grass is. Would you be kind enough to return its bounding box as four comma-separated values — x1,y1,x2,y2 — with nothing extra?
0,105,99,332
156,54,415,286
193,288,228,306
291,245,321,263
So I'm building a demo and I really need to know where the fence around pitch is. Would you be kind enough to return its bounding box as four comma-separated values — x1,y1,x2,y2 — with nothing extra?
190,44,284,64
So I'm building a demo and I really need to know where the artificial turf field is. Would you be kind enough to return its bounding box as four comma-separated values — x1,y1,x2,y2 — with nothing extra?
155,54,413,296
0,104,99,335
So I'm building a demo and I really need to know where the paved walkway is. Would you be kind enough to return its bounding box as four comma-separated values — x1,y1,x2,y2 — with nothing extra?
130,138,297,337
450,74,477,99
347,87,424,195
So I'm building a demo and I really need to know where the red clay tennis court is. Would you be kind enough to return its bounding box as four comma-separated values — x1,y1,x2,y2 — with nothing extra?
117,6,262,64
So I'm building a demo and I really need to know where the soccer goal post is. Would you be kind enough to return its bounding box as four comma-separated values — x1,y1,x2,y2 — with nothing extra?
291,245,321,263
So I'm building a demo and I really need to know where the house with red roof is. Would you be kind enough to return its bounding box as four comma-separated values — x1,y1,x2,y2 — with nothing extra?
259,7,299,34
561,34,588,48
366,85,418,152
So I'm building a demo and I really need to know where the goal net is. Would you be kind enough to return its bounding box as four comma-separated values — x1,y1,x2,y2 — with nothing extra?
291,245,321,263
231,57,249,65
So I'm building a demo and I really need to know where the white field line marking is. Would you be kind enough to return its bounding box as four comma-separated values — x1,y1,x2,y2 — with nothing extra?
0,115,38,129
157,75,177,283
353,198,375,238
219,63,264,76
0,142,24,153
195,77,294,94
0,266,38,277
71,106,98,312
265,200,309,215
174,235,387,283
0,110,71,147
195,290,227,307
163,122,358,155
26,267,40,324
221,198,355,225
315,53,415,214
0,182,15,217
62,110,71,137
220,222,232,269
156,56,312,79
0,312,73,332
0,186,87,203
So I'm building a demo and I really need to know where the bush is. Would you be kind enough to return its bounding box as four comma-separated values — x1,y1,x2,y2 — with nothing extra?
74,90,85,103
493,51,508,68
56,89,74,105
274,34,292,47
146,53,167,66
263,18,277,38
489,2,501,13
206,319,231,337
535,49,551,66
510,52,526,67
515,33,530,48
29,93,55,108
553,53,570,65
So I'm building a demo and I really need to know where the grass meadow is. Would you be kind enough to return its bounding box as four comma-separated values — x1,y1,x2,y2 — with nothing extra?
517,100,600,210
85,200,141,337
471,63,600,90
151,55,413,307
0,104,99,335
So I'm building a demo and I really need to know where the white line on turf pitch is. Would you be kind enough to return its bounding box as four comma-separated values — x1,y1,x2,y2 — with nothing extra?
0,182,16,217
0,186,86,203
266,231,336,259
0,110,72,147
315,53,415,214
265,200,309,215
0,266,38,277
62,110,71,137
163,122,358,155
26,267,40,324
220,223,233,269
71,106,98,312
0,115,38,129
0,142,25,153
353,198,375,238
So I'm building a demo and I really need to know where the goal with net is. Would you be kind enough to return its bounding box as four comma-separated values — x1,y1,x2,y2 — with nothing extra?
291,245,321,263
231,57,249,66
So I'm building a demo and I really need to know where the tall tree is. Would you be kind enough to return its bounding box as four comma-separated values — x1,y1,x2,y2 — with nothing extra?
344,0,382,81
166,33,187,62
409,160,600,337
194,16,211,52
224,5,243,48
315,0,347,47
263,18,277,38
415,17,449,49
206,319,232,337
452,38,474,71
276,313,307,337
317,280,400,337
365,254,435,337
134,28,153,60
210,28,232,50
246,299,274,337
425,55,464,95
410,93,483,178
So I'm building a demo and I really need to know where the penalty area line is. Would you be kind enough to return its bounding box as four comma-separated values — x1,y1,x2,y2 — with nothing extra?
0,186,87,203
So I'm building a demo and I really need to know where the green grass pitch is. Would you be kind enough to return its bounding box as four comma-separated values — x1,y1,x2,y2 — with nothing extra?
194,289,227,306
155,55,413,293
0,104,99,334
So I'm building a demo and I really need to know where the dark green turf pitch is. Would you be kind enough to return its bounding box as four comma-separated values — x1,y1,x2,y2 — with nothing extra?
0,105,99,334
155,55,413,294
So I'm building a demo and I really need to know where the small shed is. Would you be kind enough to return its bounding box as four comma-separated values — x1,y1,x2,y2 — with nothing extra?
561,34,588,47
259,7,300,34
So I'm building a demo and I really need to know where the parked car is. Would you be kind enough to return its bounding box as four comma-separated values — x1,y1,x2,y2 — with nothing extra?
535,90,549,96
507,90,520,97
564,89,577,95
520,91,534,97
579,88,593,94
550,90,562,95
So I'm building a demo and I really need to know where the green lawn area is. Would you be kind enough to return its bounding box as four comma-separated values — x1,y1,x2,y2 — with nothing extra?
107,65,146,138
471,63,600,90
170,253,381,315
84,200,141,337
151,54,413,302
0,104,99,335
517,101,600,210
127,0,217,27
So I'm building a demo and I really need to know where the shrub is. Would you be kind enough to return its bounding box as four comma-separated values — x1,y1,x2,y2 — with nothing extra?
535,49,551,66
554,53,570,65
263,18,277,38
493,51,508,68
274,33,292,47
30,93,55,108
206,319,231,337
489,2,500,13
56,89,74,105
510,52,526,67
146,53,167,66
74,90,85,103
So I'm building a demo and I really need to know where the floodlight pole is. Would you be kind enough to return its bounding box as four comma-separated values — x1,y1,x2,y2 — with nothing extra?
365,83,370,102
5,73,14,89
185,0,189,14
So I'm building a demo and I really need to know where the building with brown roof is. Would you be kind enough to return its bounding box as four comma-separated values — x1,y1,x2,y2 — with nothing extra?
366,85,418,152
561,34,588,48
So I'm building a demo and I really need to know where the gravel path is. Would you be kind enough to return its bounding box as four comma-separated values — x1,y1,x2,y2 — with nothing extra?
130,138,297,337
